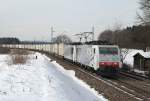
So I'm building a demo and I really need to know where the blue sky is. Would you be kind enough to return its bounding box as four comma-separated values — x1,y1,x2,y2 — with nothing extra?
0,0,139,41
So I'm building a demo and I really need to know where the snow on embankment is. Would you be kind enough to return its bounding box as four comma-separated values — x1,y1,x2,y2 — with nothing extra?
0,53,107,101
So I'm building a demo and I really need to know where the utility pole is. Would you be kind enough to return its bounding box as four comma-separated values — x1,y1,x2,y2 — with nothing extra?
51,27,55,43
92,26,95,41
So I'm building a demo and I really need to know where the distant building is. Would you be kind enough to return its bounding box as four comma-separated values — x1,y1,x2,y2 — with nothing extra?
133,52,150,71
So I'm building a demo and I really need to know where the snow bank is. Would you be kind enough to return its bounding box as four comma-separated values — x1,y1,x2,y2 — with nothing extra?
0,53,107,101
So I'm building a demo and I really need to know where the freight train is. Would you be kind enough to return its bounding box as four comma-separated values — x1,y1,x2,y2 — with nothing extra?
0,41,122,76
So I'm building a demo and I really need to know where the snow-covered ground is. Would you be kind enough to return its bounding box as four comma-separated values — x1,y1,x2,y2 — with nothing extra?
0,53,107,101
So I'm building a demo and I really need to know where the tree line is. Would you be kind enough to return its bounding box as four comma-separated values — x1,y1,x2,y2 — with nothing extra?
0,37,20,44
98,25,150,50
98,0,150,50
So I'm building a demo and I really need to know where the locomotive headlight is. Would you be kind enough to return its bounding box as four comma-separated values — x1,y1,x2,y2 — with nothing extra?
99,62,105,66
114,62,118,65
113,62,119,67
101,62,105,65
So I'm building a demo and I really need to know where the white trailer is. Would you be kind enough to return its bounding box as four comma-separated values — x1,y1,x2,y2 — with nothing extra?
64,45,74,60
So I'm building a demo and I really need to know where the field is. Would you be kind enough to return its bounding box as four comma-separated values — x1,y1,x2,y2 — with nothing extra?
0,50,106,101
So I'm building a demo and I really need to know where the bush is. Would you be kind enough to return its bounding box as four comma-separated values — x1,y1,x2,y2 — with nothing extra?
9,49,30,65
10,54,28,65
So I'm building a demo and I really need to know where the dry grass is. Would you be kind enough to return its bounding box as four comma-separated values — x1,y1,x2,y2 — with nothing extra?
10,54,28,65
9,49,31,65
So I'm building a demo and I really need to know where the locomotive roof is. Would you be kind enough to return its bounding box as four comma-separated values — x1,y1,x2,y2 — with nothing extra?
67,40,112,45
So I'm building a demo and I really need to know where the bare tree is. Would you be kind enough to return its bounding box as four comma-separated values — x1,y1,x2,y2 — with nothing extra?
53,34,72,43
98,30,113,43
112,20,123,31
137,0,150,25
120,49,131,63
120,49,133,71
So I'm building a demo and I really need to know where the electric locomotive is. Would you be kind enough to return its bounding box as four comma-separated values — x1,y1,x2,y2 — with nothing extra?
64,41,122,76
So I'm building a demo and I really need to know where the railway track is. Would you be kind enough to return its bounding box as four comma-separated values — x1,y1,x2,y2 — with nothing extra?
44,53,150,101
77,67,150,101
120,71,150,81
107,77,150,100
73,63,150,101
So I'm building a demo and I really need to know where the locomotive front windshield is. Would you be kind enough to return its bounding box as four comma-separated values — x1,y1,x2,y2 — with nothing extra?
99,47,120,62
99,47,118,55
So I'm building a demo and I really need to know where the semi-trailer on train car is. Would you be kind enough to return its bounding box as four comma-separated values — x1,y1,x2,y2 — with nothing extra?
1,41,122,76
